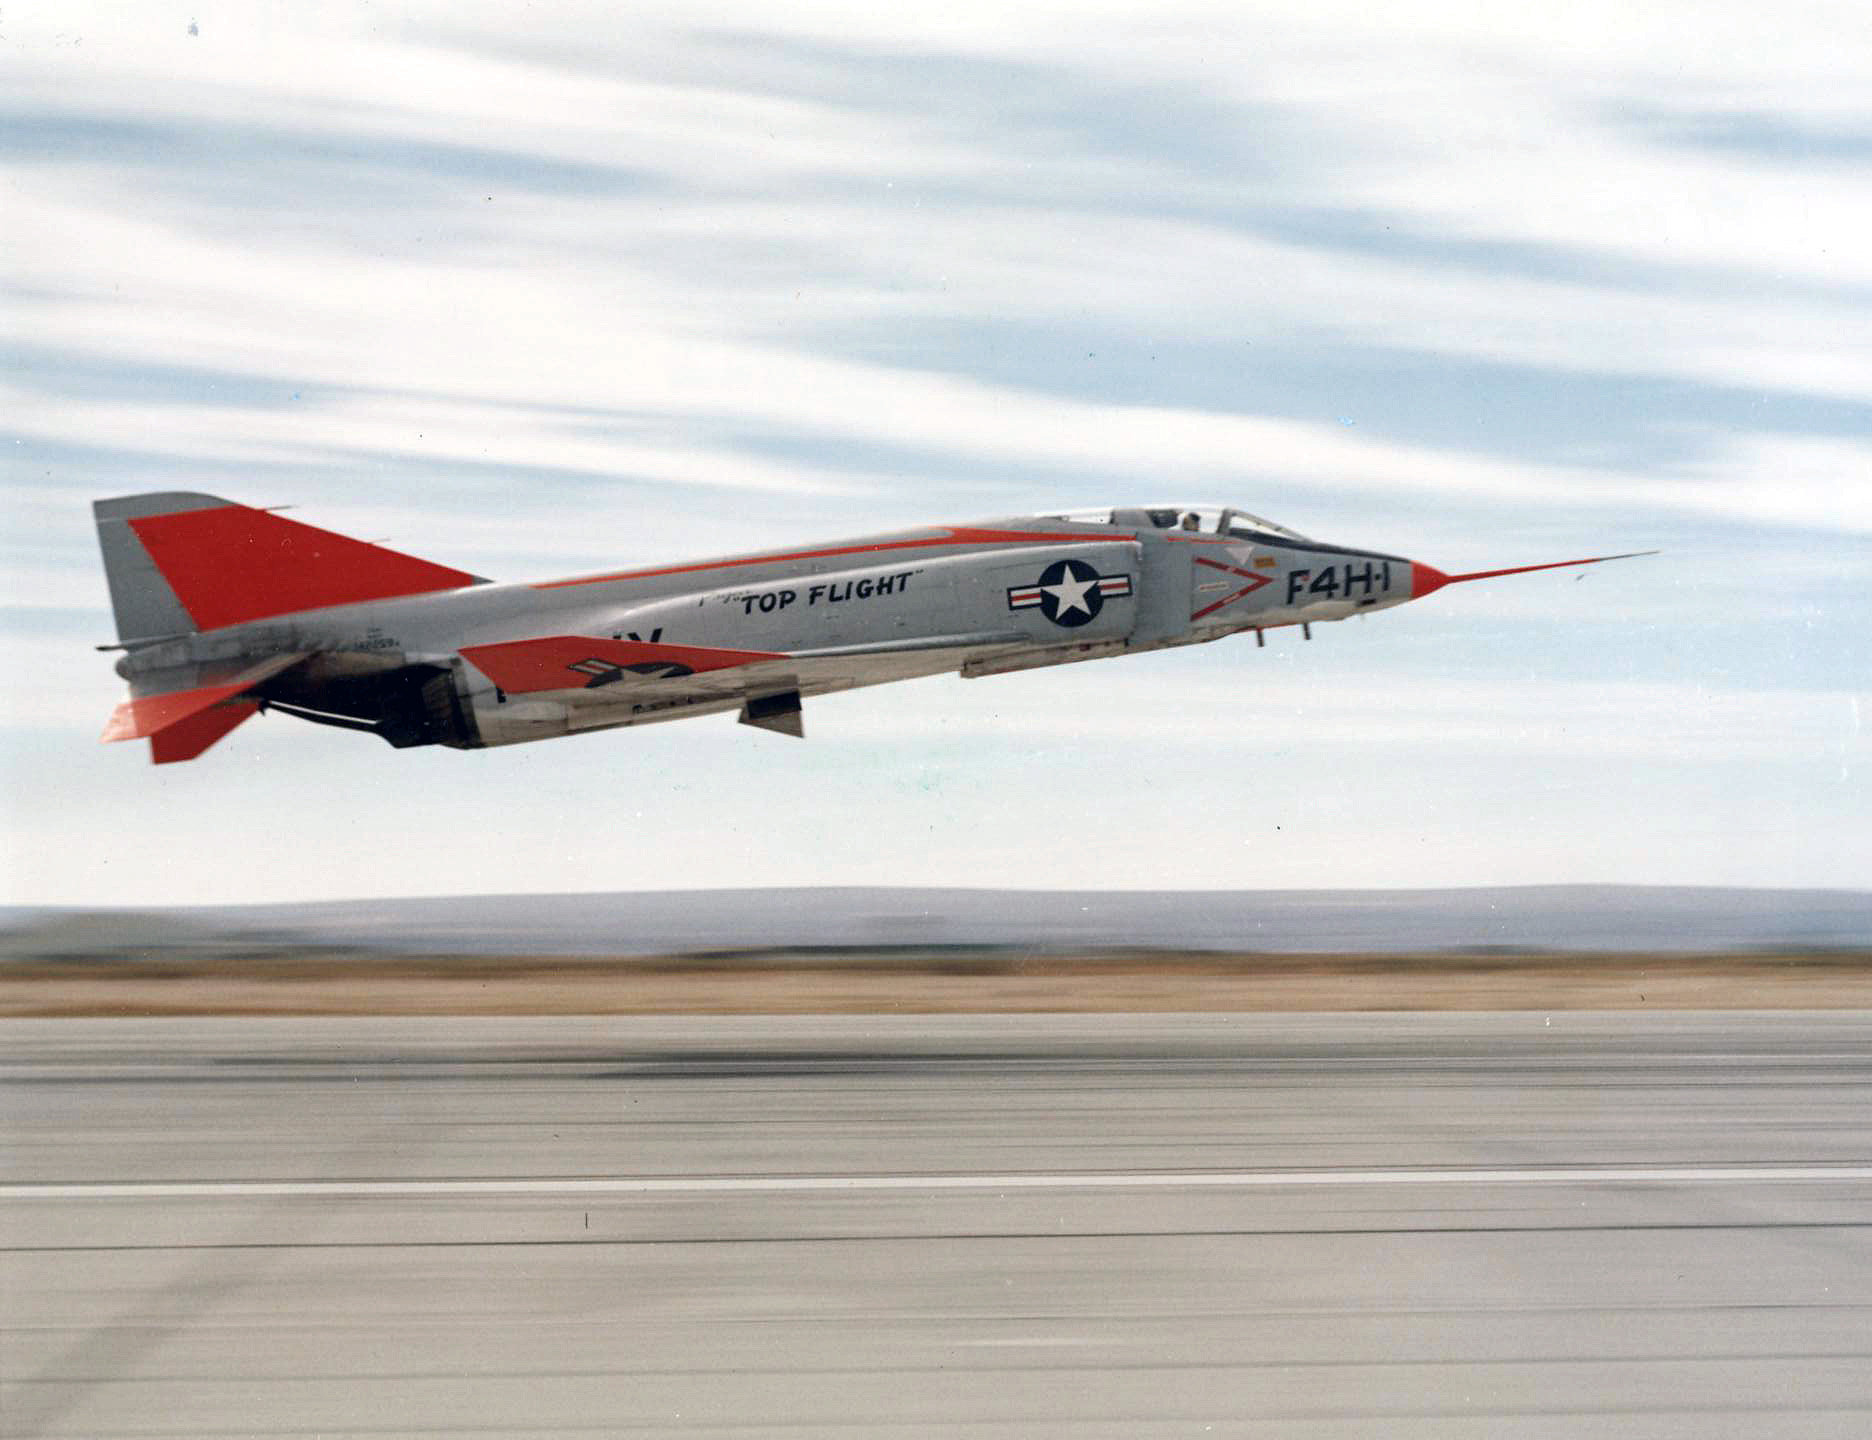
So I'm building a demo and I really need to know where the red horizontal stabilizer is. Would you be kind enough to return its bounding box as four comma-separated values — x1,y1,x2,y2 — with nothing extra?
128,502,482,631
1411,550,1658,599
102,680,253,744
461,636,787,696
103,682,260,765
103,654,306,763
150,699,260,764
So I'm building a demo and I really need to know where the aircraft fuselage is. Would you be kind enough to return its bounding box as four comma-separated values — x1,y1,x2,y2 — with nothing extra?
93,496,1647,761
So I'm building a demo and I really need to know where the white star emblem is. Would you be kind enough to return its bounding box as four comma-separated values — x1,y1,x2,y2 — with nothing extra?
1043,568,1098,617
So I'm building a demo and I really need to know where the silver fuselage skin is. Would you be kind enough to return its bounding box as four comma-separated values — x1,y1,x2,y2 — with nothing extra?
116,506,1417,749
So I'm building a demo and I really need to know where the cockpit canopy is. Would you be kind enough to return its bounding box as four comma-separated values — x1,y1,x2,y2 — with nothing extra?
1035,505,1312,542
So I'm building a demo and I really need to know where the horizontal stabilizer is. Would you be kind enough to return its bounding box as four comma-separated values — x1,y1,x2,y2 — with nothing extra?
103,654,305,764
149,698,262,765
460,636,787,696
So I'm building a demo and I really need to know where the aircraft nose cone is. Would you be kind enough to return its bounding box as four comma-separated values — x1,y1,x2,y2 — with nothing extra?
1409,561,1452,600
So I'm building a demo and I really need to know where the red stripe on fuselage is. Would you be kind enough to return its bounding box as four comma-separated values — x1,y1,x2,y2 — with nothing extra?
531,528,1134,592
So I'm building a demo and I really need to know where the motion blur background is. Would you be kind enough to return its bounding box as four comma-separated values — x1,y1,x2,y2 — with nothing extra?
3,1,1868,906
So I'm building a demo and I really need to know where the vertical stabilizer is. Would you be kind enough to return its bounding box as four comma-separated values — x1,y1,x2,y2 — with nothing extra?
93,492,485,640
93,493,221,643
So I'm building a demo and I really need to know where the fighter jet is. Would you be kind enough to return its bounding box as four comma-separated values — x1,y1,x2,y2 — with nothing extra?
93,493,1652,763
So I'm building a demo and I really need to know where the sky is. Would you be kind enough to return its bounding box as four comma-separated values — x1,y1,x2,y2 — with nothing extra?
2,0,1868,906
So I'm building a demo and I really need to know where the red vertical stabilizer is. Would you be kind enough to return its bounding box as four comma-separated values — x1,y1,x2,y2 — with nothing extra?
97,492,484,635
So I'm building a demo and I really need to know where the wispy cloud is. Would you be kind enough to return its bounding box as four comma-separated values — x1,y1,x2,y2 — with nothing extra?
10,32,1872,536
2,0,1867,902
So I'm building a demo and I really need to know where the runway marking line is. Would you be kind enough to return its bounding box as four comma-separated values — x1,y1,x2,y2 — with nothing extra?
5,1166,1872,1201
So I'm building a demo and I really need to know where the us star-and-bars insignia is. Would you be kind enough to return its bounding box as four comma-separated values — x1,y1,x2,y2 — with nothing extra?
1006,558,1133,628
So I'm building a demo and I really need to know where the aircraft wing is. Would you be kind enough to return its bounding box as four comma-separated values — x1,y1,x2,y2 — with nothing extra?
459,636,792,698
460,632,1024,724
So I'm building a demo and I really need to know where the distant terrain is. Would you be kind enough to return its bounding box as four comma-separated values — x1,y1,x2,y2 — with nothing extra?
3,885,1869,1016
6,884,1871,961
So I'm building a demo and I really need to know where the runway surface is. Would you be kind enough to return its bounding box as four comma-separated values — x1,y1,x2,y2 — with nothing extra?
3,1012,1870,1438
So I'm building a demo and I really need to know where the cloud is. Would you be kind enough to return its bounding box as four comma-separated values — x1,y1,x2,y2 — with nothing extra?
10,13,1872,540
3,0,1870,903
